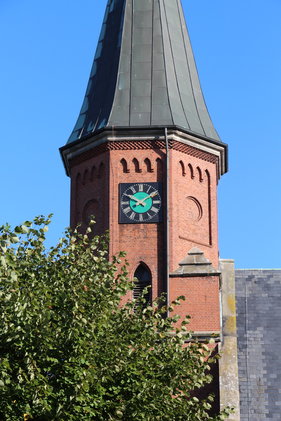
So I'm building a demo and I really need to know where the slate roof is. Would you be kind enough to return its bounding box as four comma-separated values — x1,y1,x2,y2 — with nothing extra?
235,269,281,421
68,0,220,144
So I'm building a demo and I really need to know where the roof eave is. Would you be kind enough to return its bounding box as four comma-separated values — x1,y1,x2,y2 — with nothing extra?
60,124,228,177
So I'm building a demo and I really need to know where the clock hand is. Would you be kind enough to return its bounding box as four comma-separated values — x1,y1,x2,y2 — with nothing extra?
149,191,158,198
124,193,144,206
124,194,139,202
137,191,158,206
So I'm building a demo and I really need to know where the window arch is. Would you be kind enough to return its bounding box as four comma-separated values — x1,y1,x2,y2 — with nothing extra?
120,158,130,173
156,157,163,178
133,158,141,173
144,158,153,173
98,162,105,179
196,166,203,182
133,263,152,305
91,166,96,180
188,163,194,179
76,172,82,187
82,169,89,185
179,160,186,176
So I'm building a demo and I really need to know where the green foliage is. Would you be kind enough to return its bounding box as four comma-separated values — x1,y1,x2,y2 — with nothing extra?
0,217,231,420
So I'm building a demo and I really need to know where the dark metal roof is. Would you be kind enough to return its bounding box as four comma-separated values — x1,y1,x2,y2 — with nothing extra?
68,0,220,144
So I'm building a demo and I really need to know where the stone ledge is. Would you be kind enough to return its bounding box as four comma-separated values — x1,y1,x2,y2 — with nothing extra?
170,247,221,277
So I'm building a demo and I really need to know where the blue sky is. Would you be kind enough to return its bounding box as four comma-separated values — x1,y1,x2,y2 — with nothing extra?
0,0,280,268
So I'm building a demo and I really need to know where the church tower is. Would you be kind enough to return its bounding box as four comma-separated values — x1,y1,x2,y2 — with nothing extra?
60,0,228,335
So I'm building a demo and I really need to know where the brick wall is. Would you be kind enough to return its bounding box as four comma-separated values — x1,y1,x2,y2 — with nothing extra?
170,275,220,332
69,139,220,332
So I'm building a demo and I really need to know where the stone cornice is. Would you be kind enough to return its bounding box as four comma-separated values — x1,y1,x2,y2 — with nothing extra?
60,127,227,178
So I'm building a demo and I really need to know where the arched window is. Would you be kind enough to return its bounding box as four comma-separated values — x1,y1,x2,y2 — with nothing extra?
179,160,186,176
76,173,82,187
144,158,153,173
196,166,203,182
120,158,130,173
156,157,163,178
91,166,96,180
98,162,105,179
133,264,152,306
82,169,89,185
188,163,194,179
133,158,142,173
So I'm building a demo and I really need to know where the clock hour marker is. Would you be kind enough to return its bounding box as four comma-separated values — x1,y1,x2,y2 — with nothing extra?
153,200,161,205
139,214,143,222
123,207,131,214
129,212,136,220
138,184,144,192
151,207,158,213
130,186,136,194
146,186,152,194
121,201,130,205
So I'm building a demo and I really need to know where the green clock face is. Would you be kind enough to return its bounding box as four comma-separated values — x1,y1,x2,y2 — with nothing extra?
119,183,162,223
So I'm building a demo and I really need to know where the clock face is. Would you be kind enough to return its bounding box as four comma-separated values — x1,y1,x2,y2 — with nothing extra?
119,182,162,224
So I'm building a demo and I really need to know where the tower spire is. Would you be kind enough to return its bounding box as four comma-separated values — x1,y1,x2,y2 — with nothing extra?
68,0,220,144
61,3,229,409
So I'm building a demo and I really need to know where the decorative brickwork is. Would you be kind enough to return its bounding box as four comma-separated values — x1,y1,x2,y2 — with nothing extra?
171,140,219,165
69,139,220,178
68,134,220,333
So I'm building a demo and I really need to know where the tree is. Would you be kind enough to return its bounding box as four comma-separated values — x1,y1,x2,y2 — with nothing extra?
0,217,231,420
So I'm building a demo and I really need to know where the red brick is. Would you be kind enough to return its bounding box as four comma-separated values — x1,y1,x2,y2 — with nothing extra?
69,140,220,332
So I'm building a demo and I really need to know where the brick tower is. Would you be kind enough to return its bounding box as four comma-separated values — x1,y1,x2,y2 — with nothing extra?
60,0,228,336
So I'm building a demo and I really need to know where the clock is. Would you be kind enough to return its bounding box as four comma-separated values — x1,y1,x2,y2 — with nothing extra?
119,182,163,224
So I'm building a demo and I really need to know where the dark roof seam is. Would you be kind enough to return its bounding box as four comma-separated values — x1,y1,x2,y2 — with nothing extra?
158,0,175,126
91,1,111,134
70,1,110,142
162,0,190,130
107,0,127,126
129,0,134,126
176,0,206,137
149,0,155,126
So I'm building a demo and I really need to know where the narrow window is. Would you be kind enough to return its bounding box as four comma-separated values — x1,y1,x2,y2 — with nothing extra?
98,162,105,179
133,264,152,306
197,166,203,182
179,160,186,176
156,158,163,178
82,169,89,185
133,158,142,173
144,158,153,173
120,158,130,173
76,173,82,187
91,166,96,180
188,163,194,179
